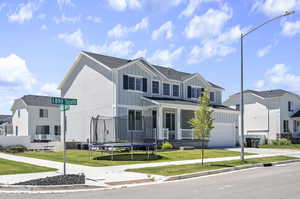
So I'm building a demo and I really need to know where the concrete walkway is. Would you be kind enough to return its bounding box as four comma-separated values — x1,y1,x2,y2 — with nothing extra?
0,148,300,186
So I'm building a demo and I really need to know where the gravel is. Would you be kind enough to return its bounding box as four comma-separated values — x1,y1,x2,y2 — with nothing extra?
14,174,85,186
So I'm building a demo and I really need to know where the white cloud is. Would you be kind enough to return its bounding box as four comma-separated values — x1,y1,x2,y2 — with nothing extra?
8,1,40,23
132,50,147,59
41,24,47,30
108,17,148,38
257,44,272,58
0,54,36,90
58,29,85,48
40,83,60,96
252,0,300,16
53,14,80,24
282,20,300,37
87,40,134,57
188,25,241,64
37,13,46,19
0,3,6,12
152,21,173,40
149,47,184,66
57,0,74,9
255,64,300,91
86,16,102,23
184,4,232,40
107,0,141,11
180,0,220,18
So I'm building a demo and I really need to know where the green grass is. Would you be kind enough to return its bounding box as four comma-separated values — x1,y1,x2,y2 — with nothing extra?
0,158,56,175
14,149,253,167
260,144,300,150
126,156,298,176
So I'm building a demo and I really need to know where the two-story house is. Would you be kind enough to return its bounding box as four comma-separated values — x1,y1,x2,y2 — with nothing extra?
11,95,61,142
58,51,239,148
224,89,300,142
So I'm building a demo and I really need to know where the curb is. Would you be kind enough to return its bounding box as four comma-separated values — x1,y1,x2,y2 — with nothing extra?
165,159,300,181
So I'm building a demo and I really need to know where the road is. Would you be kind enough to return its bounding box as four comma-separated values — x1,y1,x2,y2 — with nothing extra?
3,162,300,199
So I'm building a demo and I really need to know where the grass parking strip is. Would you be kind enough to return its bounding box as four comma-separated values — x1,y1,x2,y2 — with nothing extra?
126,156,298,176
0,158,56,175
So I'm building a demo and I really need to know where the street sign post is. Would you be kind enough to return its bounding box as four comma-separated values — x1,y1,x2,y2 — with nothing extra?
51,97,77,175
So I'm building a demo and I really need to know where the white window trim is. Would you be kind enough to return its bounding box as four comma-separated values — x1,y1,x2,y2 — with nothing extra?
190,86,203,100
164,111,176,131
127,109,144,132
151,80,161,95
125,74,146,93
210,91,216,103
172,84,180,98
162,82,171,96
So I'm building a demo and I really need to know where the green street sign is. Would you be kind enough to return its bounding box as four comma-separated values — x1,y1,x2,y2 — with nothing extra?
51,97,77,105
60,105,70,111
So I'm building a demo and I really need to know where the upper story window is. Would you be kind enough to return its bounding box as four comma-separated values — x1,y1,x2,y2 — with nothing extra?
288,101,293,112
210,92,215,102
163,83,170,96
152,81,159,94
173,85,179,97
17,110,20,118
123,75,147,92
188,86,203,99
39,109,48,118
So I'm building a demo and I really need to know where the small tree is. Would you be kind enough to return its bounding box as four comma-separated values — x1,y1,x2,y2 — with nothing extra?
189,91,214,165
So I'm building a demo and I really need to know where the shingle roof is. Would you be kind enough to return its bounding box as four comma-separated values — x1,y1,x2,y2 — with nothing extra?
144,97,236,111
82,51,223,89
291,111,300,118
21,95,60,107
232,89,299,99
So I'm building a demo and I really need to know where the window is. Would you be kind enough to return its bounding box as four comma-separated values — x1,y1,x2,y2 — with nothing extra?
236,104,240,111
191,87,201,98
172,85,179,97
283,120,289,133
165,112,175,131
36,125,50,135
15,126,18,136
152,81,159,94
123,75,147,92
54,125,61,135
288,101,293,112
152,110,157,129
39,109,48,118
163,83,170,96
210,92,215,102
128,110,143,131
18,110,20,118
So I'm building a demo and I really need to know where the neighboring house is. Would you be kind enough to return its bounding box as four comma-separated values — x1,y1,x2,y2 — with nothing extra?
224,89,300,141
0,115,12,136
10,95,61,142
58,51,239,148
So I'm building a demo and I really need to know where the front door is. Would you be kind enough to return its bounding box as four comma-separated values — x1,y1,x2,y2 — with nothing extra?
165,112,175,140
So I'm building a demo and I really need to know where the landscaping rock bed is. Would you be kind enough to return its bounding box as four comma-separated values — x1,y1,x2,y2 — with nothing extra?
14,174,85,186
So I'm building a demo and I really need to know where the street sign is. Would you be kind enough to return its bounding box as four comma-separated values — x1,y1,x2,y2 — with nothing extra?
51,97,77,105
60,105,70,111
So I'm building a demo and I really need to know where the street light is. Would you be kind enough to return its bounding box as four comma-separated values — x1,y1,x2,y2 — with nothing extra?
240,11,295,161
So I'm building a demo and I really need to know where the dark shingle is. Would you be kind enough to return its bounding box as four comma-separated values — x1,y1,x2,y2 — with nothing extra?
82,51,223,89
291,111,300,118
232,89,299,99
21,95,59,107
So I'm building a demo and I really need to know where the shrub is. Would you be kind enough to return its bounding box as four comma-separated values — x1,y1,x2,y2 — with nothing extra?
272,138,291,146
5,145,27,153
161,142,173,150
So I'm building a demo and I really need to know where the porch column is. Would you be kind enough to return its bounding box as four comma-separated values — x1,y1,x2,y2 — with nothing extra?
157,106,163,140
177,109,182,140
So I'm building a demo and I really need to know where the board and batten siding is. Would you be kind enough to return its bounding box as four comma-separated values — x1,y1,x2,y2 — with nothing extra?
61,55,115,142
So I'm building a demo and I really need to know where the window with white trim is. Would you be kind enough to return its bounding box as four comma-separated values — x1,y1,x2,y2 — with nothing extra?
163,83,170,96
191,87,201,98
127,76,143,91
210,92,215,102
36,125,50,135
39,109,48,118
283,120,289,133
128,110,143,131
152,81,159,94
172,85,179,97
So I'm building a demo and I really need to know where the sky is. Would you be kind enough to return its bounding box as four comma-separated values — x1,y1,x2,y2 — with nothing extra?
1,0,300,114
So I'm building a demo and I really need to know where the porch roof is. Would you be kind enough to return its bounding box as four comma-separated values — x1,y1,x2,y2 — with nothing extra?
143,97,236,111
291,110,300,118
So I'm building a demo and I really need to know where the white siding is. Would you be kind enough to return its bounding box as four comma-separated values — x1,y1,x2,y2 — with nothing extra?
12,108,28,136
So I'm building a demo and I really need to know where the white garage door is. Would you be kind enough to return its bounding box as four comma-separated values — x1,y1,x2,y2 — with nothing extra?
208,123,236,148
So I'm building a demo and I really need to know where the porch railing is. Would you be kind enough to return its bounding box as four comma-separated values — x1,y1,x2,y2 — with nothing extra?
181,129,194,140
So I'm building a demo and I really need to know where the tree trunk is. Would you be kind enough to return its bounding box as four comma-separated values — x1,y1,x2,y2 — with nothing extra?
201,139,204,165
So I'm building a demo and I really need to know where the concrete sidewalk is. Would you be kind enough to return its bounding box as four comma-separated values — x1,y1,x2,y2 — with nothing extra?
0,148,299,186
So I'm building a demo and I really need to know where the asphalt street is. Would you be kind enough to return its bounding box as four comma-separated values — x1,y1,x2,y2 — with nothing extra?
3,162,300,199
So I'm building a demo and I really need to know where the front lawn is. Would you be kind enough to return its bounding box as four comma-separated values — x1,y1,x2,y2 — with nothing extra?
0,158,56,175
14,149,253,167
260,144,300,150
126,156,298,176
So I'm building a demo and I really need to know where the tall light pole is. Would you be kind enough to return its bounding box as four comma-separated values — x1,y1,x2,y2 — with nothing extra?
240,11,295,161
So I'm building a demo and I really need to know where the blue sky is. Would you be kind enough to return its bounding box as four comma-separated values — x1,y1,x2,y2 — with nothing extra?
1,0,300,114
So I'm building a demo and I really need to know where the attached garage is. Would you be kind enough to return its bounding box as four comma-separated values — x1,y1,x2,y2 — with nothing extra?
208,122,237,148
